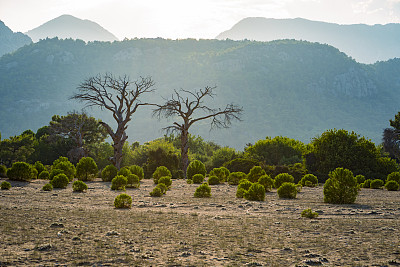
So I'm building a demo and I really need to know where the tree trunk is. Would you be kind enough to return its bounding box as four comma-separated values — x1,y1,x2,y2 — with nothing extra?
100,121,127,170
181,127,189,179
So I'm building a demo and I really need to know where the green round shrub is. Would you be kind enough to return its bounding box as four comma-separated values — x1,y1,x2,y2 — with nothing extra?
72,180,88,192
274,173,294,188
111,175,128,190
0,165,7,177
129,165,144,180
247,166,266,183
227,172,247,185
158,176,172,188
370,179,384,189
299,174,318,187
187,160,206,180
150,186,163,197
50,173,69,189
387,172,400,184
244,183,265,201
156,183,168,194
127,174,140,188
114,193,132,208
385,180,399,191
192,174,205,184
207,175,220,185
34,161,45,177
6,162,34,181
323,167,358,204
194,183,211,198
236,188,247,198
301,209,318,219
277,182,297,199
258,175,273,192
50,168,64,180
238,179,253,191
1,181,11,190
355,174,365,184
153,166,172,184
186,179,193,184
30,168,38,180
362,179,372,188
42,183,53,191
101,165,118,182
76,157,98,181
53,160,75,182
209,167,229,183
117,167,131,177
38,170,50,180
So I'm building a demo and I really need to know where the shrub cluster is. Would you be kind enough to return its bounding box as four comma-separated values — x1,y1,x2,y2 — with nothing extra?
50,173,69,189
153,166,171,184
76,157,98,181
247,166,266,183
355,175,365,184
114,193,132,208
194,183,211,198
129,165,144,180
209,167,230,183
38,170,50,180
227,172,246,185
118,167,131,177
111,175,128,190
72,180,88,192
52,157,76,182
385,180,399,191
187,160,206,180
301,209,318,219
7,162,35,181
370,179,384,189
323,167,358,204
192,174,205,184
277,182,297,199
42,183,53,191
0,165,7,177
258,175,273,192
126,174,140,188
299,174,318,187
274,173,294,188
1,181,11,190
150,186,163,197
387,172,400,184
244,183,265,201
101,165,118,182
158,176,172,188
207,175,220,185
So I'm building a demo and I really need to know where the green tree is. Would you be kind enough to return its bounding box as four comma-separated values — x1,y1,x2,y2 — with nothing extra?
76,157,98,181
0,131,35,167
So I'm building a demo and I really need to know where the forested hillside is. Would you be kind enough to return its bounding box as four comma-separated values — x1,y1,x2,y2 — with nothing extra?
1,38,399,149
0,21,32,57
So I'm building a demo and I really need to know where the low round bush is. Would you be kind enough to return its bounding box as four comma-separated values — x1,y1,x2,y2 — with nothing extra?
42,183,53,191
34,161,45,177
323,167,358,204
1,181,11,190
127,174,140,188
301,209,318,219
0,165,7,177
299,174,318,187
194,183,211,198
153,166,172,184
192,174,205,184
114,193,132,208
156,183,168,194
38,170,50,180
247,166,266,183
238,179,253,191
227,172,247,185
186,179,193,184
209,167,229,183
274,173,294,188
258,175,273,192
187,160,206,180
111,175,128,190
101,165,118,182
277,182,297,199
385,180,399,191
370,179,384,189
387,172,400,184
117,167,131,177
72,180,88,192
129,165,144,180
207,175,220,185
76,157,98,181
7,162,34,181
244,183,265,201
150,187,163,197
158,176,172,188
236,188,247,198
355,175,365,184
50,173,69,189
362,179,372,188
50,168,65,180
53,161,75,182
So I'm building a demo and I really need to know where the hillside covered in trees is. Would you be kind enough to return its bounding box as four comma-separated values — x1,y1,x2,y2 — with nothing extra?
1,37,400,149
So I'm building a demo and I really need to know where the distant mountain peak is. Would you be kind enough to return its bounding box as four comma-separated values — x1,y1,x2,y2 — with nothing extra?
0,20,32,57
26,14,118,43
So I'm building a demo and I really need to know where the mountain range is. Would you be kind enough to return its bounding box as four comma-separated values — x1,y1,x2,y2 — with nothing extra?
0,21,32,57
216,17,400,64
0,37,399,150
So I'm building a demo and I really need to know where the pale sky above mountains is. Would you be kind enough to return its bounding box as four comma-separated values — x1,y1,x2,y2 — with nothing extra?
1,0,400,40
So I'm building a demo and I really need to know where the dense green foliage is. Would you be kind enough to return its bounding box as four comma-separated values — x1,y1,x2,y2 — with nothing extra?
153,166,172,184
227,171,247,185
101,165,118,182
247,166,266,183
52,157,75,182
301,209,319,219
38,170,50,180
126,174,140,188
50,173,69,189
274,173,295,188
223,158,258,173
76,157,98,181
72,180,88,192
7,161,34,181
299,174,318,187
194,183,211,198
149,186,163,197
258,175,274,192
207,175,220,185
192,174,205,184
387,172,400,184
186,160,206,180
117,167,131,178
323,168,358,204
355,175,365,184
156,183,168,194
42,183,53,191
158,176,172,188
277,182,297,199
111,175,128,190
385,180,399,191
244,183,265,201
209,167,230,183
114,193,132,208
370,179,384,189
0,165,6,177
1,181,11,190
129,165,144,180
362,179,372,188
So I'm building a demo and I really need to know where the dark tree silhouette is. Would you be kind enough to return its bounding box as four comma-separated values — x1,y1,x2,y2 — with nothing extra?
152,86,242,177
71,73,155,169
383,127,400,161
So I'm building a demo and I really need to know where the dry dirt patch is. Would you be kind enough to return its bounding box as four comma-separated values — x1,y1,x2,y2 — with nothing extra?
1,178,400,266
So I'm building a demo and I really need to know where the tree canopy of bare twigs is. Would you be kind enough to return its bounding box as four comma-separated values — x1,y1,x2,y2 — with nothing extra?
70,73,155,169
152,86,243,177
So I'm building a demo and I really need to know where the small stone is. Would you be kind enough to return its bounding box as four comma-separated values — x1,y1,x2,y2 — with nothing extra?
283,247,292,251
50,222,64,228
106,230,120,236
72,236,81,241
36,244,52,251
180,252,191,257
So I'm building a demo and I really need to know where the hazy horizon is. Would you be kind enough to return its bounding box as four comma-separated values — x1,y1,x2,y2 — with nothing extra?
1,0,400,40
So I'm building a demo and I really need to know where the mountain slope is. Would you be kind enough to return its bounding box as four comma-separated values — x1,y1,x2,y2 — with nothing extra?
0,21,32,57
216,17,400,64
0,38,398,149
26,14,118,42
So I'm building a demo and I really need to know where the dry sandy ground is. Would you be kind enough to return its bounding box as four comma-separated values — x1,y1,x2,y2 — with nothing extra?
1,178,400,266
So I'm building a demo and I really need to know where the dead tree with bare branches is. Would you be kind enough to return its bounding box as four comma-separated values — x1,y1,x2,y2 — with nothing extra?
71,73,155,169
152,86,243,177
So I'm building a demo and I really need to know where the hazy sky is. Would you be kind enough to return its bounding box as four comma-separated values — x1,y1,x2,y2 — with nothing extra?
1,0,400,39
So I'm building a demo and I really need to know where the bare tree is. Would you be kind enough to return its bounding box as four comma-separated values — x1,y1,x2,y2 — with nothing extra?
71,73,155,169
152,86,243,177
